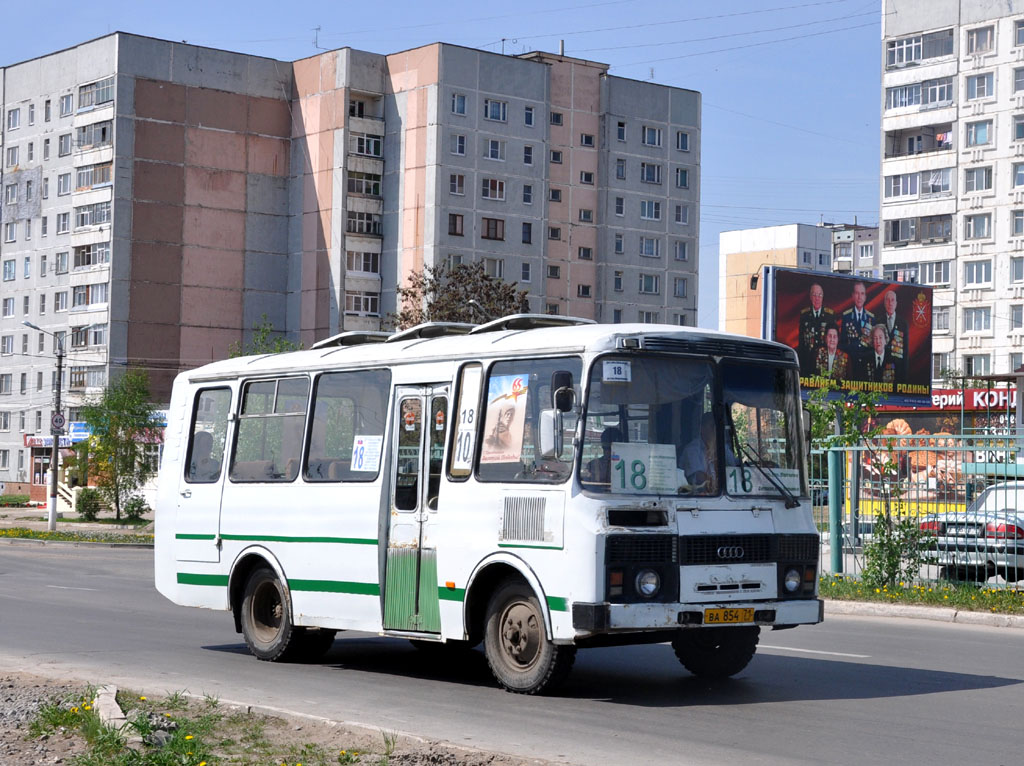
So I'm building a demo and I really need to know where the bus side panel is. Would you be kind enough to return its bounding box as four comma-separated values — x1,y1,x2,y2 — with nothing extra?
154,378,192,602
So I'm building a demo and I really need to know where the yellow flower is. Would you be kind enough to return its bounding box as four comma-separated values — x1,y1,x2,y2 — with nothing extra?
83,705,91,711
185,735,193,740
139,696,146,701
200,763,207,766
70,707,78,713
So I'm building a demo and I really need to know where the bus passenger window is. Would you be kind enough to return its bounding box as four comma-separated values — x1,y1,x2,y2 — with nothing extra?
304,369,391,482
230,377,309,483
185,388,231,484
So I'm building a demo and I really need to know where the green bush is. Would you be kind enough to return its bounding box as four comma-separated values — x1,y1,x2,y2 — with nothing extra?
0,494,31,507
123,495,150,521
76,488,102,521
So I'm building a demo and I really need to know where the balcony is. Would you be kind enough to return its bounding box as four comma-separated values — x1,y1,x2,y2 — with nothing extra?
884,124,953,159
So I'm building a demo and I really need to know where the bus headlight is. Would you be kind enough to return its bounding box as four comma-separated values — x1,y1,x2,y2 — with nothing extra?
635,569,661,598
783,568,802,593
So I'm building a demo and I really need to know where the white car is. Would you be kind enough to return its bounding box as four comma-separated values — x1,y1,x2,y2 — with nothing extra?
920,481,1024,583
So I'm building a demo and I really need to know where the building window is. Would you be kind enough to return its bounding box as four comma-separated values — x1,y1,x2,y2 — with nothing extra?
6,108,19,130
964,259,992,285
4,184,16,204
1017,20,1024,46
921,168,952,196
577,284,592,298
673,277,688,298
1,298,11,317
43,138,50,161
615,197,624,216
885,218,916,244
966,73,995,100
448,214,464,236
1013,256,1024,282
549,188,562,203
580,170,594,184
639,237,660,257
523,145,533,165
674,204,689,224
613,271,623,291
6,146,18,167
640,200,661,220
346,171,381,197
580,133,595,147
547,265,560,279
550,150,563,164
524,106,534,126
485,139,506,161
483,257,504,278
522,222,532,244
964,213,991,240
639,310,659,324
56,251,68,273
0,336,11,356
73,201,112,229
3,224,14,244
615,158,626,179
0,375,10,395
578,209,593,223
614,233,624,254
523,184,533,204
483,99,507,122
71,283,106,308
26,143,34,162
481,178,506,200
612,309,622,323
638,274,660,294
348,100,365,118
964,166,992,192
967,26,994,54
578,246,593,260
76,162,112,190
58,133,72,156
1016,115,1024,140
920,260,950,285
522,262,531,282
350,133,382,157
547,303,560,315
963,307,992,332
344,291,380,316
964,354,991,376
640,162,662,184
346,251,379,274
23,257,31,278
673,240,688,261
641,126,662,146
933,307,950,331
548,226,561,241
482,217,505,241
966,121,992,147
550,111,563,126
616,121,626,141
54,291,68,312
451,134,466,156
449,174,465,195
675,168,689,188
676,131,689,151
1012,305,1024,331
446,254,463,269
78,76,114,110
57,173,72,196
451,93,466,115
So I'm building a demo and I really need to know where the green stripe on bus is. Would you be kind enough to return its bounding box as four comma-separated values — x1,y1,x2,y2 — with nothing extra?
177,573,229,586
221,534,378,545
546,596,569,612
289,579,380,596
438,587,466,602
497,543,564,551
175,534,216,540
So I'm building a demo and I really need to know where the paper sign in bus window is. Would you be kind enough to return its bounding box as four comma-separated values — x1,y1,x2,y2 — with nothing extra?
603,360,631,383
350,434,383,472
480,375,529,464
608,442,677,494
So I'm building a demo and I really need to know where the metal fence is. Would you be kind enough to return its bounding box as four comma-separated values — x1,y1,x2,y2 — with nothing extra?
810,433,1024,587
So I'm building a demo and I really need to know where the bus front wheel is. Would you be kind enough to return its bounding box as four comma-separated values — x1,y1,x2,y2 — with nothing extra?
483,580,576,694
240,567,303,662
672,626,760,679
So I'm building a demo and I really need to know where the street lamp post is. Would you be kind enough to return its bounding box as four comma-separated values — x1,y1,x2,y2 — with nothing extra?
24,321,64,531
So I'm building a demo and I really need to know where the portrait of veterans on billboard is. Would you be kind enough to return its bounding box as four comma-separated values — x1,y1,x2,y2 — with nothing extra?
771,268,932,401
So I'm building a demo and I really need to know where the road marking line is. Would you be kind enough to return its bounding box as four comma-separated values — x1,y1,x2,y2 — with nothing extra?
46,585,98,592
760,644,869,658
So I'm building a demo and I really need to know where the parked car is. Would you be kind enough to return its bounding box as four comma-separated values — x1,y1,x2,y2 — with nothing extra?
919,481,1024,583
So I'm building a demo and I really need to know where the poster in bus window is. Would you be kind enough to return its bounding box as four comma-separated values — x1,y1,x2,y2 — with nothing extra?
480,375,529,464
769,268,932,405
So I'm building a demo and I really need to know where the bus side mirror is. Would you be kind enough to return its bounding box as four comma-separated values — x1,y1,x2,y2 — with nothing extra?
539,409,563,459
551,370,575,413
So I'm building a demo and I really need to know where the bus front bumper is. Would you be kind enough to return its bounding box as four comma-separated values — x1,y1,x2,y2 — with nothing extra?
571,599,824,634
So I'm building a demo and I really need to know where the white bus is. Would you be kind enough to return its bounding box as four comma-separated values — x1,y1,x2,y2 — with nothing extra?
155,316,821,694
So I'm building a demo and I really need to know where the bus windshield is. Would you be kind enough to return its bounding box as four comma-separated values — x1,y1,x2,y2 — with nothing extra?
580,355,804,499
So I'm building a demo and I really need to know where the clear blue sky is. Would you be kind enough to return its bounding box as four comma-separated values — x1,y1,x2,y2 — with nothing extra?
5,0,882,328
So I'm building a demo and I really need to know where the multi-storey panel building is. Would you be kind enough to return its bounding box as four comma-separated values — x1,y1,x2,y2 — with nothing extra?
0,34,700,494
881,0,1024,381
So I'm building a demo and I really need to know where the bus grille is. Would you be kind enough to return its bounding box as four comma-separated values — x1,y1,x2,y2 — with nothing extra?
605,534,677,563
502,496,546,542
679,534,818,565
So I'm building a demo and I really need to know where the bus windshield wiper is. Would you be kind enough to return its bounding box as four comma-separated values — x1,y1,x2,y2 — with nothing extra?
738,443,800,509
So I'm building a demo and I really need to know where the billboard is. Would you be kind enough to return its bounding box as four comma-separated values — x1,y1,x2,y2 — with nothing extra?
766,267,932,404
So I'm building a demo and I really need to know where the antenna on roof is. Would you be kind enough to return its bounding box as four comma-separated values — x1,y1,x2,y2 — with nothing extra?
313,26,326,50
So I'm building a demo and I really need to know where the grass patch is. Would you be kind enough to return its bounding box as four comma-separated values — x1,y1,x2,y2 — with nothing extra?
821,575,1024,614
60,516,151,527
0,527,153,545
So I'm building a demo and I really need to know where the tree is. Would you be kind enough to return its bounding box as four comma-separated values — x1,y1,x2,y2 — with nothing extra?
389,262,530,330
229,314,302,357
80,369,161,520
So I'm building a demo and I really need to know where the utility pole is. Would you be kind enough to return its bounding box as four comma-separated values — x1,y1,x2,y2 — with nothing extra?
25,321,64,531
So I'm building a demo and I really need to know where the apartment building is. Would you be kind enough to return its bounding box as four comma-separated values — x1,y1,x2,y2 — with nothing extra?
717,222,875,339
0,34,701,492
881,0,1024,382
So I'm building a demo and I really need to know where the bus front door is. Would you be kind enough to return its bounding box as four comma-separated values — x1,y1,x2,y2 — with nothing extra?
383,385,448,633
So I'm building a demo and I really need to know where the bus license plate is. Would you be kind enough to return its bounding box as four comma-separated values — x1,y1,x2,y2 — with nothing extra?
704,608,755,624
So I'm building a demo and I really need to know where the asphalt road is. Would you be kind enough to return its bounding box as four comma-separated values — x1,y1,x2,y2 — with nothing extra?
1,544,1022,765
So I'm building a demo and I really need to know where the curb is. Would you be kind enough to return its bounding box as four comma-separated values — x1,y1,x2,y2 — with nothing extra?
0,537,153,550
824,598,1024,629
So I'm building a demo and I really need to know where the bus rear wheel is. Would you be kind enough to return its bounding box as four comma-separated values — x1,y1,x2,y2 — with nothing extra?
240,567,305,662
483,581,576,694
672,626,760,679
